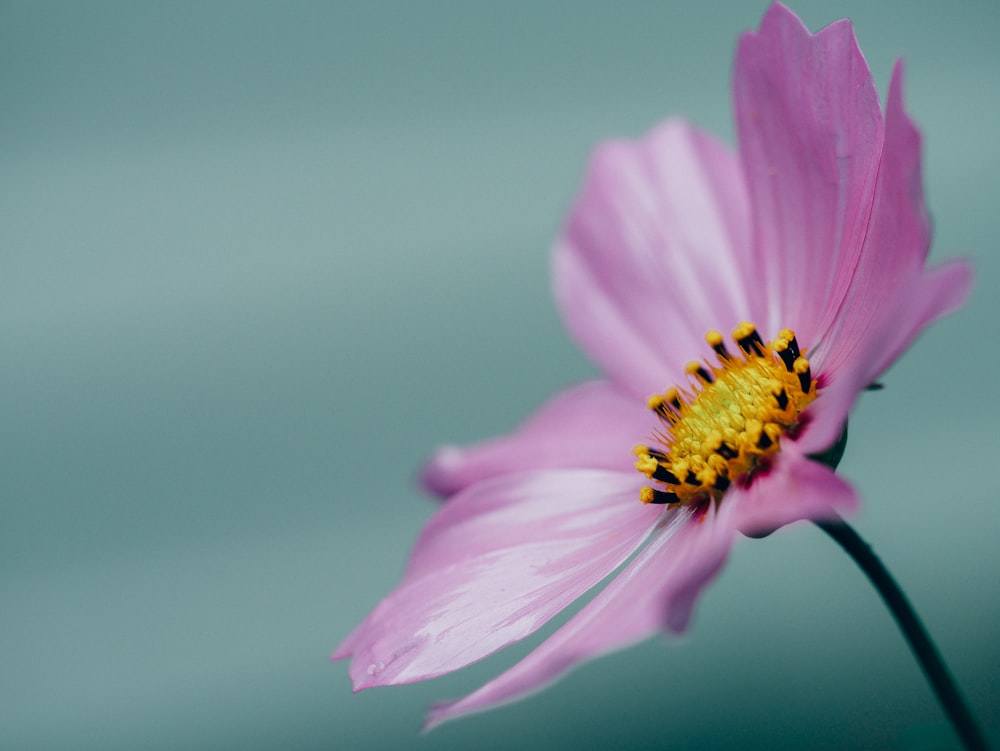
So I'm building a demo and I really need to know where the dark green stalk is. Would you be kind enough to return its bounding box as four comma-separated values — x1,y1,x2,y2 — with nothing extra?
816,518,989,751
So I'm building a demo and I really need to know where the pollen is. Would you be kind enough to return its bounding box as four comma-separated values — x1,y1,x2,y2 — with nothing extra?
636,323,816,506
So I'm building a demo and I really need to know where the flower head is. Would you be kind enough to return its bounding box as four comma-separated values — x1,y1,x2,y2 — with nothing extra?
334,3,971,729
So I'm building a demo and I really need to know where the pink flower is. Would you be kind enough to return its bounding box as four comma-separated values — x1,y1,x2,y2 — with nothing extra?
334,3,971,730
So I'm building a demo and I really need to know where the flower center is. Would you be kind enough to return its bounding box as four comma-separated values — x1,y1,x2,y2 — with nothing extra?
634,323,816,506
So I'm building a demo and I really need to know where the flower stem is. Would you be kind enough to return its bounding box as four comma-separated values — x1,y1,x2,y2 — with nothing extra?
816,517,990,751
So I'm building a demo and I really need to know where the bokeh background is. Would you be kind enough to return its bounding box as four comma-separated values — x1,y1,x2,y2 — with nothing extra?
2,2,997,749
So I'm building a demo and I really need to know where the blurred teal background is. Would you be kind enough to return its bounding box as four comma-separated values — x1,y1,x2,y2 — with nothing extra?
1,2,997,749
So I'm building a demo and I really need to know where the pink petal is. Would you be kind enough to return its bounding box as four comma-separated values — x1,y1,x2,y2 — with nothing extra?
333,469,662,689
796,64,972,454
421,381,654,498
554,119,753,400
809,63,972,385
732,445,859,538
425,500,740,729
734,3,883,348
791,372,867,457
798,262,970,456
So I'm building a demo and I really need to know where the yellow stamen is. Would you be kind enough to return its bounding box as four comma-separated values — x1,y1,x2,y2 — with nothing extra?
706,330,731,360
636,323,817,506
685,360,714,384
635,453,658,477
732,321,757,341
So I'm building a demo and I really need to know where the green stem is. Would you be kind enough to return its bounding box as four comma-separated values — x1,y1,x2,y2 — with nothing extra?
816,518,989,751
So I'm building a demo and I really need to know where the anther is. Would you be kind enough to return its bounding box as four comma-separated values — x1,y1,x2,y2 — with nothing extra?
704,430,737,459
664,388,683,411
733,321,765,356
716,442,738,460
706,330,730,361
773,386,789,410
772,337,797,372
636,453,679,485
652,464,680,485
755,421,781,450
696,468,718,488
635,453,659,477
793,357,812,393
633,444,667,462
778,328,801,359
706,453,728,473
640,487,681,505
713,473,731,492
646,394,672,419
685,361,714,384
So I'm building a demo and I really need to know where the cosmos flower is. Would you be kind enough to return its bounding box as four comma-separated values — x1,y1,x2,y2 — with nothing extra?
334,3,971,729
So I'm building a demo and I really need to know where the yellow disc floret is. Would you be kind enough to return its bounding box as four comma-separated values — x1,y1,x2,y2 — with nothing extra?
637,323,816,506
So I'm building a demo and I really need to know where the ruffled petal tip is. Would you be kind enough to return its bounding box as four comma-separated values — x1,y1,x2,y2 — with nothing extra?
734,2,883,347
419,445,466,498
